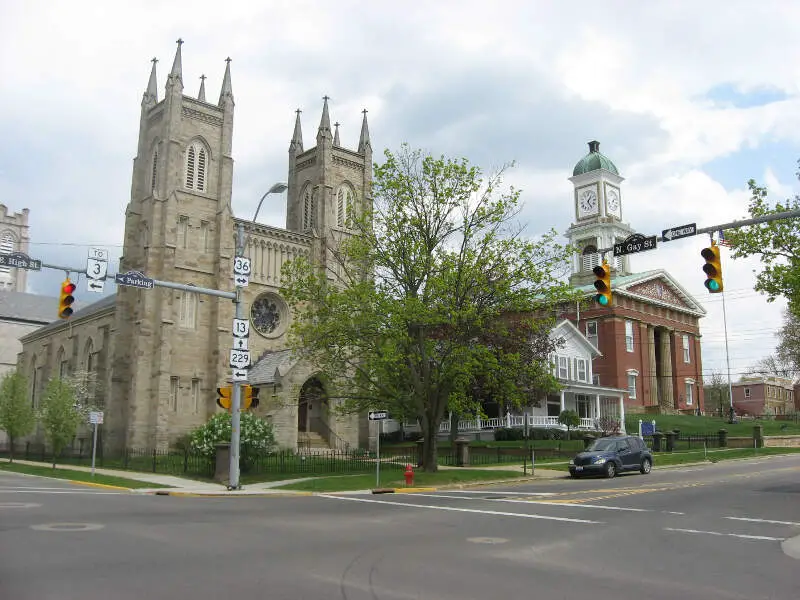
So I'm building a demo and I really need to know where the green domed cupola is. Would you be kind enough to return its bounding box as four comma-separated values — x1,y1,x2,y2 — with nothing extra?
572,140,619,176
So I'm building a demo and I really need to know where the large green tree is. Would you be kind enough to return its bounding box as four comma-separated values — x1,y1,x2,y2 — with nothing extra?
39,378,83,468
282,145,579,471
725,169,800,315
0,371,36,462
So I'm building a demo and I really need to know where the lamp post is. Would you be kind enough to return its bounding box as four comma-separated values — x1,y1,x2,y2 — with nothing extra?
252,182,289,224
228,181,288,490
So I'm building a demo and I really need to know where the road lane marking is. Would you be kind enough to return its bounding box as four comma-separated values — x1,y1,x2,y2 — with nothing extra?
31,523,105,532
446,491,557,496
0,502,42,508
664,527,785,541
406,493,652,512
725,517,800,527
663,511,686,515
319,494,604,524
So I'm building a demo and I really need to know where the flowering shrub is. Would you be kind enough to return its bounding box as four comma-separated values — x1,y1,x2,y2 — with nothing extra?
189,412,276,459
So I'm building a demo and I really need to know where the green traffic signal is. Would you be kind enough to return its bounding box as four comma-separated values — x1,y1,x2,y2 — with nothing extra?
701,242,724,294
592,261,612,307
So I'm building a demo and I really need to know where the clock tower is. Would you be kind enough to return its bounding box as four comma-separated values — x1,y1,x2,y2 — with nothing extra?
566,140,635,286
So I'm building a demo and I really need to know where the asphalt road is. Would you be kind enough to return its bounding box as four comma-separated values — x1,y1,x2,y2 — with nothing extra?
1,455,799,600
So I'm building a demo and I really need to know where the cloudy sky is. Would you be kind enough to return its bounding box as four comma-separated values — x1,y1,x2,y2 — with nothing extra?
1,0,799,384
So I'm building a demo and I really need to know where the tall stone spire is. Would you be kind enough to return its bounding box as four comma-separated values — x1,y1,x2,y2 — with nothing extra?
317,95,332,140
290,108,303,153
358,108,371,153
333,122,340,146
219,57,233,106
142,57,158,107
168,38,183,87
198,74,206,102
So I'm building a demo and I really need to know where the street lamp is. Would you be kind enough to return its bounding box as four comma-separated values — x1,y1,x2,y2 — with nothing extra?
252,182,288,224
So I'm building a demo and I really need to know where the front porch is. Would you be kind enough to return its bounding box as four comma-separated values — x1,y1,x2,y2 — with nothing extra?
397,384,628,436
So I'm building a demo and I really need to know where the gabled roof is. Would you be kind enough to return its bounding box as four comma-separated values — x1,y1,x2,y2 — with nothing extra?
19,294,116,341
0,290,61,324
575,269,706,317
248,349,296,385
550,318,602,358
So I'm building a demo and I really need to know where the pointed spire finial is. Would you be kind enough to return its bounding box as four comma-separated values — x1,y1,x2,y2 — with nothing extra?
143,57,158,107
333,122,340,146
358,108,371,153
168,38,183,86
219,57,233,106
318,95,332,139
290,108,304,153
198,74,206,102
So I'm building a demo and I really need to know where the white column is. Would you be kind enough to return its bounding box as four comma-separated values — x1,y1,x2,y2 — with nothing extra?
560,390,566,413
595,394,601,421
619,393,626,433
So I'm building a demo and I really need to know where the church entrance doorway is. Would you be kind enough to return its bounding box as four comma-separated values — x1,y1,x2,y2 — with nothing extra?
297,377,330,440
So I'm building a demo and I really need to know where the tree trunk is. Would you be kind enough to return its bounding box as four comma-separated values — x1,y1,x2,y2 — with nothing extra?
448,412,459,444
8,436,14,463
421,419,439,473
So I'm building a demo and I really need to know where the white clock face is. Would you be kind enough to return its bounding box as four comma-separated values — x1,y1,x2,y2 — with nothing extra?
578,188,598,216
606,188,620,216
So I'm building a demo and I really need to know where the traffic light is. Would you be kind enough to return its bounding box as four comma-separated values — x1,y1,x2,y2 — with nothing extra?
216,387,231,410
592,260,612,307
216,385,259,411
701,240,724,293
58,279,76,319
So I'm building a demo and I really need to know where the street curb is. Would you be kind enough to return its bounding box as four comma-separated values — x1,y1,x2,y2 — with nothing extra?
68,479,133,491
152,490,314,498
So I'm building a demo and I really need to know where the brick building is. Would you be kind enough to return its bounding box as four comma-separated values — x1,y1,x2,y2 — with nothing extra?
731,375,796,416
562,142,707,415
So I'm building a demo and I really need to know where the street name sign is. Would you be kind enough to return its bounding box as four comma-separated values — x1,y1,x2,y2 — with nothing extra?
368,410,389,421
613,234,658,257
0,252,42,271
661,223,697,242
115,270,154,289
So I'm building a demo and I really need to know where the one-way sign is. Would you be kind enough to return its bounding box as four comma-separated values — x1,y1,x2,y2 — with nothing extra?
368,410,389,421
661,223,697,242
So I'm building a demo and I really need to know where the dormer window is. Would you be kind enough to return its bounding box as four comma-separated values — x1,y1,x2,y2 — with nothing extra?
185,142,207,192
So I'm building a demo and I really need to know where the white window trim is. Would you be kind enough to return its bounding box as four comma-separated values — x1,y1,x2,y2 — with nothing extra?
625,320,634,353
558,356,569,379
744,387,751,398
685,381,694,406
627,373,637,399
682,334,690,363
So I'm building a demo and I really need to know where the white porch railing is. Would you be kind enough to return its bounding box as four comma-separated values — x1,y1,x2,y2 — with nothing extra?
400,414,596,433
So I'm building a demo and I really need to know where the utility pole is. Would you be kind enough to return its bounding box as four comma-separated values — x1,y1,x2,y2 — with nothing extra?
229,223,247,490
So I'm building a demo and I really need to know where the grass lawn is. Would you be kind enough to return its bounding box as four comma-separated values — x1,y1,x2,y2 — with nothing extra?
273,468,528,492
0,461,171,489
626,414,800,436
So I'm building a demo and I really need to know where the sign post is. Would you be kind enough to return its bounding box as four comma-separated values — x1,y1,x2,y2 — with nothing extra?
89,411,103,477
369,411,388,487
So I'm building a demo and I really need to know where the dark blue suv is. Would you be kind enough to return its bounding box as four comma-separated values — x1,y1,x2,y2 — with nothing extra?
569,435,653,478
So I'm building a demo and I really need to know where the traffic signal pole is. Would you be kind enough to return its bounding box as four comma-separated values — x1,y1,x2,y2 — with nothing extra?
228,223,246,490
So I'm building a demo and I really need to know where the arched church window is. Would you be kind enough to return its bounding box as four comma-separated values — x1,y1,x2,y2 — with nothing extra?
184,143,208,193
302,187,315,230
151,148,158,193
0,231,14,274
581,245,600,272
337,187,355,228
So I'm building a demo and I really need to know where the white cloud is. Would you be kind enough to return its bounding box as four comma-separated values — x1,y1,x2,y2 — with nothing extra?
2,0,799,381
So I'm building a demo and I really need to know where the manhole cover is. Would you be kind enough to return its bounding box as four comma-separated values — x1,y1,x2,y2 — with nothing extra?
31,523,105,532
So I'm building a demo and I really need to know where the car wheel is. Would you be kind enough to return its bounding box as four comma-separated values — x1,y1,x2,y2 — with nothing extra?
604,462,616,478
640,458,652,475
570,472,581,479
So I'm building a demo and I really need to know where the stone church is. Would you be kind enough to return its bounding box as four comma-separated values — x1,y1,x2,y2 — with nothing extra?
18,41,372,452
